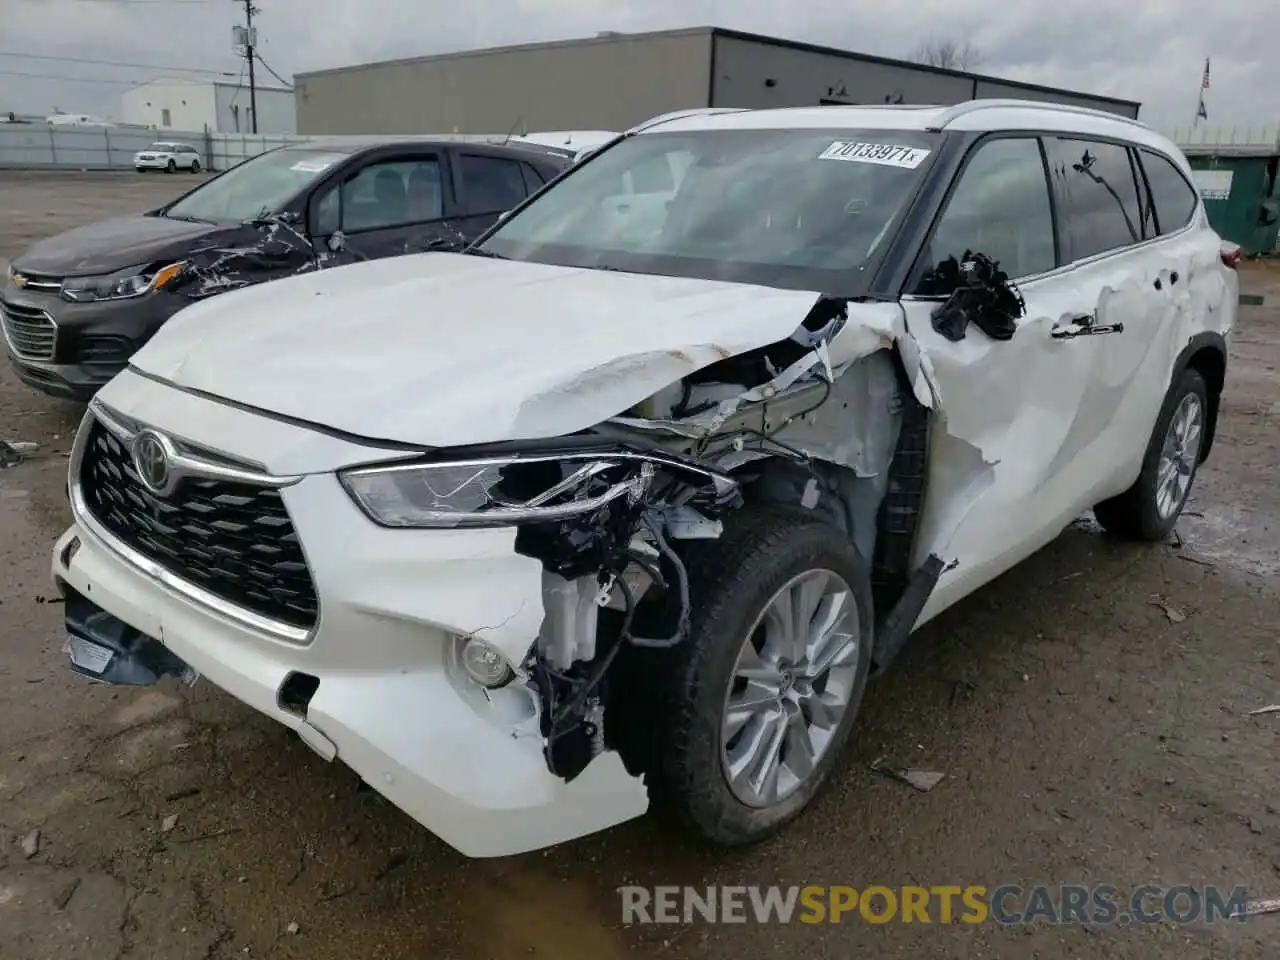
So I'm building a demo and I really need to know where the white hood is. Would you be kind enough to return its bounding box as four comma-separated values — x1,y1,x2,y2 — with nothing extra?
133,253,822,447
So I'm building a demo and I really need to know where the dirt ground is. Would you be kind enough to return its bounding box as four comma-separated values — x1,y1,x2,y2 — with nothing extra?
0,170,1277,959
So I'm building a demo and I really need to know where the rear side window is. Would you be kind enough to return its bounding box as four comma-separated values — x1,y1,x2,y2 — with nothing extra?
919,136,1057,285
458,154,528,215
1044,138,1144,261
1137,149,1199,236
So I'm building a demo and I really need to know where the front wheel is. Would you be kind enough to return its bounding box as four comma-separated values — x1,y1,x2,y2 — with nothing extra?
1094,367,1209,541
190,159,201,173
166,159,176,174
652,508,873,846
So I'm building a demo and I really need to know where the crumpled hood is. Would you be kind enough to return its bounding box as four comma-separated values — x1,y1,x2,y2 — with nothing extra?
14,215,225,276
131,252,825,447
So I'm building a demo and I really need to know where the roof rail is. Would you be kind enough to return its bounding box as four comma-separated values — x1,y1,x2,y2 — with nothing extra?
626,107,750,135
927,99,1151,133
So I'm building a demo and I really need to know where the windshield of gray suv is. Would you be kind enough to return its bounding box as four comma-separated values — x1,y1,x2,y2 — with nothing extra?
477,127,940,290
163,148,348,223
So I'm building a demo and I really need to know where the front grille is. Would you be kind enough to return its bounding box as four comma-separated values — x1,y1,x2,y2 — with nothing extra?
78,419,319,631
1,302,57,361
15,273,63,292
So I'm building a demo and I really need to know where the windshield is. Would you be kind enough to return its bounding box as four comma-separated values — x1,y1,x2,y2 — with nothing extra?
147,143,176,152
164,148,347,223
479,127,939,291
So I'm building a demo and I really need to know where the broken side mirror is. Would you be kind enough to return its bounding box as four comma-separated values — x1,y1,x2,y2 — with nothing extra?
326,231,346,253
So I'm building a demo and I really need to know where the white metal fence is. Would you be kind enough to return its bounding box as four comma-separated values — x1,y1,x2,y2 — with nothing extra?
0,125,523,172
6,120,1279,172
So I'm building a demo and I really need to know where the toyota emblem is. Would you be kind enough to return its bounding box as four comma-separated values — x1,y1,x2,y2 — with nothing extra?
132,430,172,494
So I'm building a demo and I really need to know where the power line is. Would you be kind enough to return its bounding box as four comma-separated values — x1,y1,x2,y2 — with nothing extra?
254,52,292,89
57,0,222,5
0,51,236,77
0,68,156,85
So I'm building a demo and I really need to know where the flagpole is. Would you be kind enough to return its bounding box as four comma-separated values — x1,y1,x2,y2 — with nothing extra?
1194,56,1210,128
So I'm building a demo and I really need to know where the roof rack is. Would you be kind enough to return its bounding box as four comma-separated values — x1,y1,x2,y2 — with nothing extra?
627,107,750,134
928,99,1151,132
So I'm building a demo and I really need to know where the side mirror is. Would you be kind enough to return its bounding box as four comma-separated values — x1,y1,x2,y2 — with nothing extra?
327,231,346,253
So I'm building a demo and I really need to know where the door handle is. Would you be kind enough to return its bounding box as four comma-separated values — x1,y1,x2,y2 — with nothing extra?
1051,313,1124,339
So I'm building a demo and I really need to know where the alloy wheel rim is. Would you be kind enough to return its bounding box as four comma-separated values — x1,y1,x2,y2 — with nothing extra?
1156,393,1203,520
719,569,861,808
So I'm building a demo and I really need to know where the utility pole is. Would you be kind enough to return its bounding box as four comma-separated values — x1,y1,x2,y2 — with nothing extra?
237,0,259,133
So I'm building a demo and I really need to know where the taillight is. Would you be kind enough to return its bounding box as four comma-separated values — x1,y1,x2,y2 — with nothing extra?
1221,244,1242,269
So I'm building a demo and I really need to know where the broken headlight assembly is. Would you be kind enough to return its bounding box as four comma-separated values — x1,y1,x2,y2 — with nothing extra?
338,452,662,529
60,262,186,303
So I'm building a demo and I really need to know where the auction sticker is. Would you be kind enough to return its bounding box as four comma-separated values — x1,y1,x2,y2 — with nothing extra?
819,141,931,168
290,154,344,173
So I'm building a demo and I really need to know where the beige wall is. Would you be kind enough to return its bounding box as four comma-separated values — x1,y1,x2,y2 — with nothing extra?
711,36,1140,119
296,31,713,135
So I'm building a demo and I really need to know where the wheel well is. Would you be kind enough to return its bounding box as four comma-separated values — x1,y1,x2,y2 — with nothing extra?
1183,344,1225,462
720,346,931,629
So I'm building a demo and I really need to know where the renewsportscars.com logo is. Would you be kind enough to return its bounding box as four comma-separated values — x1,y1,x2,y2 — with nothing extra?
619,884,1272,926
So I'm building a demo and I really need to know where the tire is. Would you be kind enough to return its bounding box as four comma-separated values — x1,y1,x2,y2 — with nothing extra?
1093,367,1209,541
135,167,145,174
650,507,874,847
166,159,176,174
190,159,201,173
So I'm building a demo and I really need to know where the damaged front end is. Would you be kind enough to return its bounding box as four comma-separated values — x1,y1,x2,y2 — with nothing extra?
337,293,945,787
342,447,742,782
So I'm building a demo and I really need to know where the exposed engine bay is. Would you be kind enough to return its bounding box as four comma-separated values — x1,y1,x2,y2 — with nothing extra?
504,296,940,782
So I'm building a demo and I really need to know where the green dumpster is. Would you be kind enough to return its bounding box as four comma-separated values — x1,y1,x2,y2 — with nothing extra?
1185,152,1280,256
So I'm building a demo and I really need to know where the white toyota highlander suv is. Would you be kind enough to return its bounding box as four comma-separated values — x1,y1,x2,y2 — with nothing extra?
53,100,1238,857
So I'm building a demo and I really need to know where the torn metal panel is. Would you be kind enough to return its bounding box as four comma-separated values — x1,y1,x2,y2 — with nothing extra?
167,215,475,303
169,215,324,301
902,230,1237,631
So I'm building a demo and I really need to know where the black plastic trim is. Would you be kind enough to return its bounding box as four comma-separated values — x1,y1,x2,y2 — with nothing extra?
61,582,191,687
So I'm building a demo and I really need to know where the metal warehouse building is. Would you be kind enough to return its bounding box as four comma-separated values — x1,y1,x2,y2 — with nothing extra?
294,26,1140,135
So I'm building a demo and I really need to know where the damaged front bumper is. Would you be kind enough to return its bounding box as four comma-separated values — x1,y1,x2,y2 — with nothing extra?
53,462,661,857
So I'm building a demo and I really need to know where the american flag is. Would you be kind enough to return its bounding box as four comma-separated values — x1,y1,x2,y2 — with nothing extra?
1202,57,1211,90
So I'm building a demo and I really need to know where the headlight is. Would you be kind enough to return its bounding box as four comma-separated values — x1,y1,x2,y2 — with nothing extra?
339,452,657,529
61,262,185,303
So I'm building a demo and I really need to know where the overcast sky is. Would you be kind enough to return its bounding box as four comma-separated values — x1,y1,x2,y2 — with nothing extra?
2,0,1272,135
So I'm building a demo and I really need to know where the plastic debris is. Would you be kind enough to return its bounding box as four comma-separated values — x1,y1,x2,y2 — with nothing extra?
1247,705,1280,716
871,759,946,792
161,814,179,833
0,441,24,469
1149,598,1187,623
21,829,40,859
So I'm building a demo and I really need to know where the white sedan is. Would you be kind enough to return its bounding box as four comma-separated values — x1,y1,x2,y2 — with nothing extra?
133,142,202,173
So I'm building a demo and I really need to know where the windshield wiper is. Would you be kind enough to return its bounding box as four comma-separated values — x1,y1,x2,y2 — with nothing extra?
462,247,508,259
164,213,215,224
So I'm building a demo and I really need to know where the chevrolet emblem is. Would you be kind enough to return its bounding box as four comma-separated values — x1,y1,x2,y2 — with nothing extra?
11,273,27,288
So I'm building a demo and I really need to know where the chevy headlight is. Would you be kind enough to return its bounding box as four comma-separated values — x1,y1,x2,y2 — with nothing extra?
61,262,185,303
339,453,656,529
